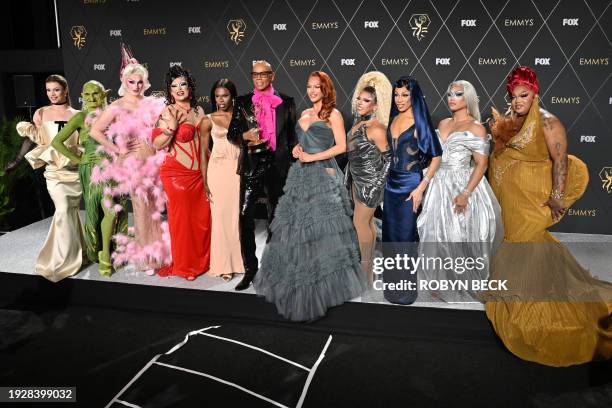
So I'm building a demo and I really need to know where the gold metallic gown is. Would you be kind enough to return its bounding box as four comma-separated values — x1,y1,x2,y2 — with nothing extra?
485,97,612,366
17,116,86,282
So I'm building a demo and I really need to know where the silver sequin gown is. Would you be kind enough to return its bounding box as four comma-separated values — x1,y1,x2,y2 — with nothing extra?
417,130,503,302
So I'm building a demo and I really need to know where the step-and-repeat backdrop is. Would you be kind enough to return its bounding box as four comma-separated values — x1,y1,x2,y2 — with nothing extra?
58,0,611,234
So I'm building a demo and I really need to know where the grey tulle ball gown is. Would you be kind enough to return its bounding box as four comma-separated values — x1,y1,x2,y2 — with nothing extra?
253,121,366,321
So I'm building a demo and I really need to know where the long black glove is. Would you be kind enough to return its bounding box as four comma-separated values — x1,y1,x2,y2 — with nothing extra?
4,139,34,173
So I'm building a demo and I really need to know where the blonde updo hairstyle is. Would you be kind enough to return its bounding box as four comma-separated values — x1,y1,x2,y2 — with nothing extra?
351,71,392,127
118,63,151,96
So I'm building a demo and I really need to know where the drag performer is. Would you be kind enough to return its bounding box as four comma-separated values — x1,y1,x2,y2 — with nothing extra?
153,66,211,281
381,76,442,304
90,44,170,274
485,66,612,366
52,81,128,275
416,80,502,302
202,79,244,281
227,60,297,291
383,76,442,242
254,71,365,321
15,74,85,282
345,71,392,282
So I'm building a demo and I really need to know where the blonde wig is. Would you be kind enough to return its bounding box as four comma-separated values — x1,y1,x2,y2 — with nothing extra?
118,63,151,96
351,71,392,127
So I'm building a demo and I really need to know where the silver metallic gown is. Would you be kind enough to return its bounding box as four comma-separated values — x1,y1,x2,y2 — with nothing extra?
345,124,392,208
417,130,503,302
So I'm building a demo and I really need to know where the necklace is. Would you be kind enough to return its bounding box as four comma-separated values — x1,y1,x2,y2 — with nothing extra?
174,103,193,114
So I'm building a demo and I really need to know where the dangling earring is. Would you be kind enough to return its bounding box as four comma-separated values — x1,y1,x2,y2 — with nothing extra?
371,108,377,120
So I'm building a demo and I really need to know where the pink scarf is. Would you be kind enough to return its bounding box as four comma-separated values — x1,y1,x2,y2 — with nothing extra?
252,86,282,151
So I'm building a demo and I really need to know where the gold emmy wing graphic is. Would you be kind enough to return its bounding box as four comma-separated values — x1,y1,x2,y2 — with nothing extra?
227,19,246,45
70,25,87,49
410,14,430,41
600,167,612,193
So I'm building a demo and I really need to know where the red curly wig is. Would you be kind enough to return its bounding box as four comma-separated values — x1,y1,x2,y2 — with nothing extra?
506,66,539,95
309,71,336,121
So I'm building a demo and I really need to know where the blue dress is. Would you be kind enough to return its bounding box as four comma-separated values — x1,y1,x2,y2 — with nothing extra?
254,121,366,321
381,124,441,304
382,125,423,242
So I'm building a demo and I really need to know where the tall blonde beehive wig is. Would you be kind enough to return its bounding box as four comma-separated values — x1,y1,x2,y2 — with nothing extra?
351,71,392,127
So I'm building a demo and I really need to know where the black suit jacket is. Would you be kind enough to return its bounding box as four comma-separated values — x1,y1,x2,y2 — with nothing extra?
227,91,297,180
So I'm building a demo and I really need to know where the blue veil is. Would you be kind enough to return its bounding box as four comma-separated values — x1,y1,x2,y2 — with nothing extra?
389,76,442,168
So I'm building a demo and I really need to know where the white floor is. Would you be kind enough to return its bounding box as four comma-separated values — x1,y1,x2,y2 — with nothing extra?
1,213,611,312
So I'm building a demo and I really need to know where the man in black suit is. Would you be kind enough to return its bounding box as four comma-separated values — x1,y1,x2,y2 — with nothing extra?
227,60,296,291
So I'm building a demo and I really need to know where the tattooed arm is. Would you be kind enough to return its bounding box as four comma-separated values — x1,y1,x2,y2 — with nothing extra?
541,110,568,221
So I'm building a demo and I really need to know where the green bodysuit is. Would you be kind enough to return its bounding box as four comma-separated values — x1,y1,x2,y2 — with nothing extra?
52,81,127,275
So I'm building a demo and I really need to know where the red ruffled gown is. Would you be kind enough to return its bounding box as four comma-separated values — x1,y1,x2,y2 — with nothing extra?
154,123,211,279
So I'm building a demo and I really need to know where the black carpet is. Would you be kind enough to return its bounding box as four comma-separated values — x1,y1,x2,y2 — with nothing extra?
1,272,610,407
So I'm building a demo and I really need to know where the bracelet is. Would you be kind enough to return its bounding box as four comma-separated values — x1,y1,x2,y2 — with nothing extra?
550,188,565,200
423,174,432,183
460,189,471,197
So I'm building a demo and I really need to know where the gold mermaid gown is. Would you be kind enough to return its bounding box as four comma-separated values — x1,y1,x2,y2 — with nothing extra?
17,115,86,282
485,97,612,366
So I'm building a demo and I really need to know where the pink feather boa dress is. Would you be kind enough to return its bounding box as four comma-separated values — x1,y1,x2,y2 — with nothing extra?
92,97,171,271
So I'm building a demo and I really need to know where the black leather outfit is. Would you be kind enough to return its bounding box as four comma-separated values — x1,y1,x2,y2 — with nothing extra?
227,91,296,287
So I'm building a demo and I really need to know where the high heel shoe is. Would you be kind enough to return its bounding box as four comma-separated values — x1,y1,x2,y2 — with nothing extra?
98,250,113,277
221,273,234,282
235,272,255,291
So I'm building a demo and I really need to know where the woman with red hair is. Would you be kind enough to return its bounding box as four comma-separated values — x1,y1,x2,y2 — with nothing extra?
485,66,612,366
254,71,366,321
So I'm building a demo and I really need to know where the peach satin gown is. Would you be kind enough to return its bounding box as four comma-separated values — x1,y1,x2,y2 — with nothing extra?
207,114,244,277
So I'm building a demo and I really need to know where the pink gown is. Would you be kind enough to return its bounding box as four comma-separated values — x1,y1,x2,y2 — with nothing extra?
92,97,171,270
